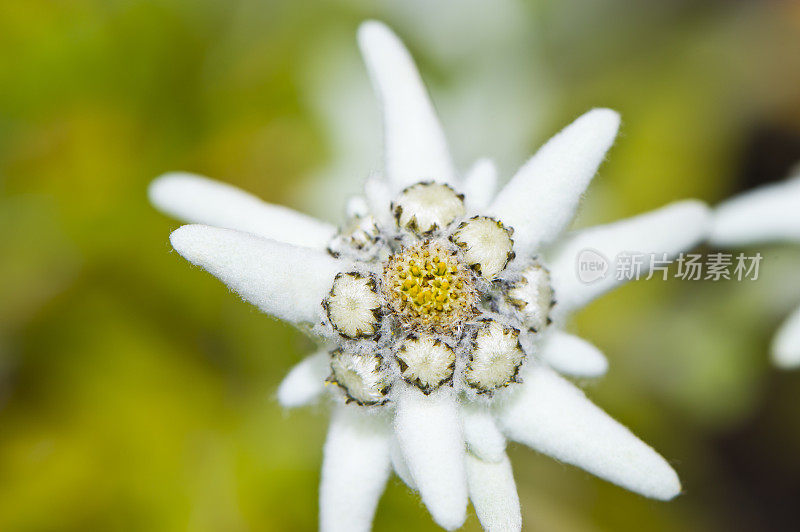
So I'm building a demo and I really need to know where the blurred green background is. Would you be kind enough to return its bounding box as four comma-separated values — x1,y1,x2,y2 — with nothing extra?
2,0,800,530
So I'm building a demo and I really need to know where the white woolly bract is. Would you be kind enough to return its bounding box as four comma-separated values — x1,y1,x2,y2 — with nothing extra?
489,108,621,256
461,402,506,462
462,158,498,211
325,273,382,338
320,406,391,532
394,385,467,530
277,351,330,408
393,182,465,233
466,453,522,532
539,330,608,378
709,176,800,246
465,321,524,392
451,216,514,279
169,225,342,325
396,335,456,392
389,436,417,490
330,350,389,406
772,303,800,369
496,364,681,500
548,199,710,317
358,21,456,192
507,262,553,333
150,172,336,248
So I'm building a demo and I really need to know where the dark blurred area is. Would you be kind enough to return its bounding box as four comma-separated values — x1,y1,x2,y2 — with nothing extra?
1,0,800,530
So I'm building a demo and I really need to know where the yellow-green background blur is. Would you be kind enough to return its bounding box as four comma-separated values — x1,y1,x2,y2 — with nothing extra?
2,1,800,530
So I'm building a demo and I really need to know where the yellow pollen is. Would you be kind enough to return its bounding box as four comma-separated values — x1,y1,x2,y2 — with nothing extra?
382,240,478,332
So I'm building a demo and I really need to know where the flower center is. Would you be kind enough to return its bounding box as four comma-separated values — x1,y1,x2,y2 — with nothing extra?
382,240,477,331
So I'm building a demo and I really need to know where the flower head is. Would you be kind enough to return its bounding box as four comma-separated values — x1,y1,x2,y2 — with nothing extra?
709,167,800,368
151,21,710,531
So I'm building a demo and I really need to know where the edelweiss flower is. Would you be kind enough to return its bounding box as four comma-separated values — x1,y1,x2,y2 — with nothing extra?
709,168,800,368
150,22,709,531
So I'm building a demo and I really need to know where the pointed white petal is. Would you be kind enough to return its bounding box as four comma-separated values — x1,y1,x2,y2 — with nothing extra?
358,21,455,192
394,386,467,530
277,351,330,408
363,175,393,226
466,453,522,532
772,304,800,369
320,406,392,532
150,172,335,248
496,364,681,500
539,331,608,378
548,200,710,315
709,178,800,246
462,402,506,462
489,109,621,255
462,158,498,211
390,436,417,490
169,225,344,324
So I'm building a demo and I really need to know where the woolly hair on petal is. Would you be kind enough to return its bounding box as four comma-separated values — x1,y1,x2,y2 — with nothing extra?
277,351,330,408
150,172,335,248
466,454,522,532
394,385,468,530
489,109,620,256
772,304,800,369
461,402,506,463
548,199,710,316
538,331,608,378
169,225,344,325
462,158,498,211
389,437,417,490
358,21,456,193
320,406,392,532
709,176,800,246
496,364,681,501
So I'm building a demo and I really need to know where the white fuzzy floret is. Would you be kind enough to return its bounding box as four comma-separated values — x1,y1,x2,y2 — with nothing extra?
507,263,553,332
325,273,382,338
451,216,513,279
393,182,465,233
396,335,456,392
330,350,389,406
465,321,524,392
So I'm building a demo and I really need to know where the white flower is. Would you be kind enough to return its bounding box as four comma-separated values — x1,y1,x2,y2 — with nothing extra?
150,21,709,532
709,168,800,368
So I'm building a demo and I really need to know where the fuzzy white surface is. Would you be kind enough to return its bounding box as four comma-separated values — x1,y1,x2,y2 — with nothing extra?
390,436,417,490
461,402,506,462
277,351,330,408
496,364,681,501
320,406,392,532
489,109,620,256
394,385,467,530
358,21,455,193
548,199,710,316
462,158,498,211
466,453,521,532
539,330,608,378
169,225,344,324
150,172,335,248
773,303,800,369
363,175,393,227
709,176,800,246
